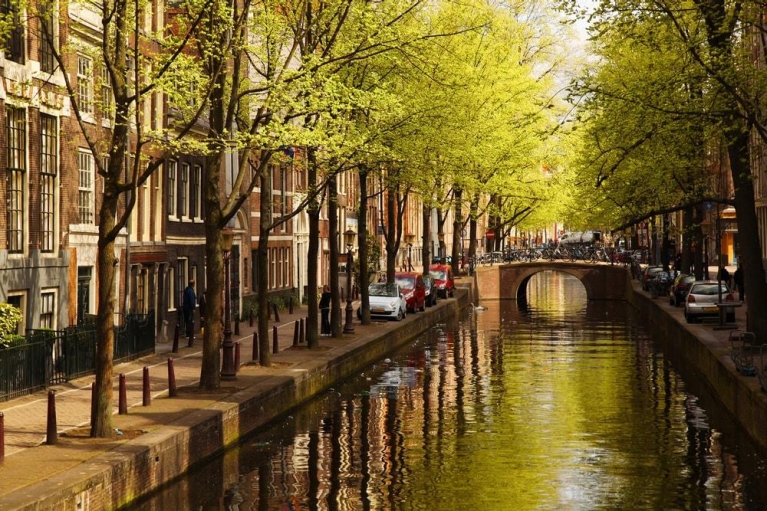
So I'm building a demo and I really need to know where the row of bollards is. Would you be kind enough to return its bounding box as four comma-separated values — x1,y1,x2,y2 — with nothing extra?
28,315,312,451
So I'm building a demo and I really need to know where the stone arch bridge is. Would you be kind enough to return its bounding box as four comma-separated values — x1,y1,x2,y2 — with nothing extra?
470,262,632,302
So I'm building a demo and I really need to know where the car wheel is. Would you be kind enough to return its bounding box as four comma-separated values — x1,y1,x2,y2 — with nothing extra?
685,314,696,323
669,296,674,306
433,295,438,306
396,308,404,321
419,300,425,312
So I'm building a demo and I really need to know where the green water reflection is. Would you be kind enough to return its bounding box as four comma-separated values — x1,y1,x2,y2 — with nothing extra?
132,271,767,510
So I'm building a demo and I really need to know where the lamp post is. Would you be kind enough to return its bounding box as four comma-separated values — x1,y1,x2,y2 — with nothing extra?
343,229,356,333
405,233,415,271
220,227,236,380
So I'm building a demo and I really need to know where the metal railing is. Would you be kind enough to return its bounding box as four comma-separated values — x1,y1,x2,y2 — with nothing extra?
0,311,156,402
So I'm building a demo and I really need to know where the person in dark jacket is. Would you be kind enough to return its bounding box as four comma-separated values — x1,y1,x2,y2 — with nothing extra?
183,280,196,338
319,285,332,336
733,265,744,301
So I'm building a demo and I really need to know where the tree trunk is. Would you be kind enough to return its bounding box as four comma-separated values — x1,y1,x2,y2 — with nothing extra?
358,167,371,325
422,203,430,274
451,186,463,275
307,148,321,349
328,175,342,337
258,165,273,366
92,196,119,437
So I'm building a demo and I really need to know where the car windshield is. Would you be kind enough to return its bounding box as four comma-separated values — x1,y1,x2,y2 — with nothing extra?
369,284,398,297
691,283,728,296
430,270,446,280
395,277,415,289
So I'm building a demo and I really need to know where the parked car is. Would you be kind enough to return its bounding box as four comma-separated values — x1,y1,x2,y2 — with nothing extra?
423,275,438,307
684,280,736,323
394,272,426,313
669,273,695,306
360,283,407,321
641,265,664,291
648,270,675,299
429,264,455,298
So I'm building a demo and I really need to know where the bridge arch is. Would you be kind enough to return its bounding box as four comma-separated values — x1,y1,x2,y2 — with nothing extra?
472,262,631,302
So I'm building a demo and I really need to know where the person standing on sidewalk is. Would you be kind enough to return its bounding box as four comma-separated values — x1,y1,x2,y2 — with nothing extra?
734,265,744,301
319,285,332,336
183,280,197,339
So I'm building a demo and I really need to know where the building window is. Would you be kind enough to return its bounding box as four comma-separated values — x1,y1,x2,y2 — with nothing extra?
284,248,290,289
6,107,25,253
176,258,188,306
78,149,95,224
136,267,146,314
179,163,189,218
167,160,176,217
40,114,58,252
77,267,92,324
77,55,93,115
167,265,176,310
1,0,24,63
40,291,55,329
6,294,25,334
39,2,56,72
101,66,112,117
191,164,201,219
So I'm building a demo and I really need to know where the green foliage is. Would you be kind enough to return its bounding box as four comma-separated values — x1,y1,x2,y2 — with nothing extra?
0,303,22,339
0,334,26,349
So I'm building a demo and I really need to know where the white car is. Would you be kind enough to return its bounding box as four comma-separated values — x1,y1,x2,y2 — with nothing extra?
362,283,407,321
684,280,736,323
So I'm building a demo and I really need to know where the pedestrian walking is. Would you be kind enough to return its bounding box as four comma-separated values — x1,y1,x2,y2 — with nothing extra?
319,285,332,336
183,279,196,337
734,265,744,301
717,266,731,288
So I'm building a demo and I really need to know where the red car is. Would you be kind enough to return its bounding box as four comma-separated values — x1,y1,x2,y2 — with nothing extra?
394,272,426,313
429,264,455,298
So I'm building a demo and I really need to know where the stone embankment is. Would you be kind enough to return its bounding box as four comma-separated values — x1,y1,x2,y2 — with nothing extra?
0,288,470,511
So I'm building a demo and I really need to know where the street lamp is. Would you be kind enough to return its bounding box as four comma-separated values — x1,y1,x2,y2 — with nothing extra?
405,233,415,271
220,227,236,380
344,229,356,333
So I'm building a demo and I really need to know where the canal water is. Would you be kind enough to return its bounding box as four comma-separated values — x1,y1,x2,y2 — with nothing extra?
132,271,767,510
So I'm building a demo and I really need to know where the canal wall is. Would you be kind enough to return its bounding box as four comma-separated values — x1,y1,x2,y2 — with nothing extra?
629,286,767,451
4,293,470,511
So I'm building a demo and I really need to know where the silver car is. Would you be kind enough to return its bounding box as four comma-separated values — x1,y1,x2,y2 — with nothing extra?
363,283,407,321
684,280,736,323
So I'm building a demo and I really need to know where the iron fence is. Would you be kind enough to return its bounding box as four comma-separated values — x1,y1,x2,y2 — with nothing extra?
0,311,156,402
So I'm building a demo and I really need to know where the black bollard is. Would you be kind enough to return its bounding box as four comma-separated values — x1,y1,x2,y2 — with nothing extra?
273,325,279,353
289,295,294,315
252,331,259,361
187,326,194,348
167,358,177,398
300,317,305,343
119,374,128,414
235,315,240,336
172,323,179,353
249,309,254,327
0,412,5,463
235,342,241,372
293,321,299,346
46,390,57,445
90,382,97,432
142,367,151,407
273,303,280,323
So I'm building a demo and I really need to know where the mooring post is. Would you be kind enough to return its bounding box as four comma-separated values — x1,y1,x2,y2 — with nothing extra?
167,358,177,398
273,325,279,353
172,323,179,353
293,321,299,346
119,374,128,414
142,367,151,407
46,390,57,445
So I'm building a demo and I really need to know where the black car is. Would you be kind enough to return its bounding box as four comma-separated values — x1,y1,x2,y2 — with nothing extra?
423,275,439,307
669,273,695,306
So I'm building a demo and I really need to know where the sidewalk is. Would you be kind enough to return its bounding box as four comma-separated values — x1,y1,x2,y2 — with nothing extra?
0,302,364,499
